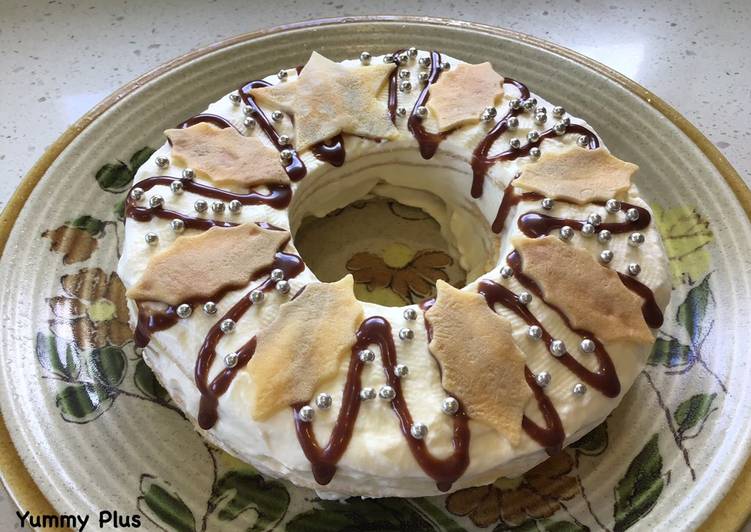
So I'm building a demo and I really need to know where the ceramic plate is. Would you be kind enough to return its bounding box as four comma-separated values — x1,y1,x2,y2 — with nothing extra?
1,17,750,532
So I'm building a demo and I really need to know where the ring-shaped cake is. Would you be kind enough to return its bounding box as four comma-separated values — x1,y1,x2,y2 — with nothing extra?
118,48,671,498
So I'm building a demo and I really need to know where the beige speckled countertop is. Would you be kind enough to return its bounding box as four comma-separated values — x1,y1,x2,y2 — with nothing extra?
1,0,749,528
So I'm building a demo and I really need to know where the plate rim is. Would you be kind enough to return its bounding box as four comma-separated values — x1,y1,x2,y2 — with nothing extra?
0,15,749,531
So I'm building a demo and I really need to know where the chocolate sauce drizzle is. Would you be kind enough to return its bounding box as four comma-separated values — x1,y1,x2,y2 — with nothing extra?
129,205,241,230
476,280,566,449
617,273,664,329
490,183,663,328
134,305,179,349
196,252,305,430
407,51,448,159
129,205,238,231
238,81,347,179
507,252,621,397
131,227,293,348
385,49,451,157
517,201,651,239
471,78,599,199
387,49,407,124
293,316,470,490
512,200,663,328
176,113,240,133
522,367,566,451
129,176,291,209
238,80,307,181
124,175,292,233
492,181,543,233
312,135,346,167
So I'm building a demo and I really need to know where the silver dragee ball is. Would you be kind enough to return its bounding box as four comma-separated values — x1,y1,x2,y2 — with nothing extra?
379,386,396,401
316,393,333,409
550,340,567,357
298,405,315,422
441,397,460,415
359,349,376,363
535,372,551,388
410,422,428,439
559,226,574,241
360,387,376,401
580,339,596,353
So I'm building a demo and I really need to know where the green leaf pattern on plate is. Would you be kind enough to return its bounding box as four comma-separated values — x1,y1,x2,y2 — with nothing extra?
87,345,127,387
210,470,289,530
95,146,155,193
674,393,718,438
133,359,170,402
55,382,116,423
138,475,197,532
613,435,664,532
36,332,80,381
286,498,439,532
570,422,608,457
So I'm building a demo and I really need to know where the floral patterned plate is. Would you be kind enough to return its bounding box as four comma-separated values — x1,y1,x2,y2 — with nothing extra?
2,17,751,532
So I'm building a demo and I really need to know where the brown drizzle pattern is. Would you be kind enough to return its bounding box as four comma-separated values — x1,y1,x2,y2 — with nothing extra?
312,135,346,167
129,176,291,209
504,252,621,398
238,80,348,178
238,79,307,181
293,316,470,491
522,366,566,451
407,51,450,159
194,252,305,429
175,113,240,133
387,49,407,124
128,205,237,231
617,273,664,329
491,184,663,328
125,178,291,232
471,78,599,199
477,279,572,451
517,201,651,239
492,181,543,233
132,233,294,347
134,305,179,349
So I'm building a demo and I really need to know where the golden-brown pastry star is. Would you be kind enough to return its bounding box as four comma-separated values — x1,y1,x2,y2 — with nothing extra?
426,62,504,132
425,280,531,444
514,146,638,204
165,123,289,190
126,224,289,306
247,275,363,420
512,235,654,344
249,52,399,151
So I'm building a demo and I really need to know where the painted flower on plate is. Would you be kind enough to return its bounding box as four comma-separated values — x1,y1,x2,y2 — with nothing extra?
445,452,578,527
47,267,132,350
346,244,453,304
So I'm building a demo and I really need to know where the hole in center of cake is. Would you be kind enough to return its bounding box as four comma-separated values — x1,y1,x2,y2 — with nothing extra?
294,197,468,307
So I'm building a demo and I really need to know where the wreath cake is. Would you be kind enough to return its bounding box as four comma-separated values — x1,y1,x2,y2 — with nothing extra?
117,48,671,498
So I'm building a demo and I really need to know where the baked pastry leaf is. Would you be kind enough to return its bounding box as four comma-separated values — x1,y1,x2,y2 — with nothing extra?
427,62,504,132
126,223,288,305
514,146,638,203
512,235,654,344
247,275,363,420
165,123,289,189
426,280,530,444
249,52,399,151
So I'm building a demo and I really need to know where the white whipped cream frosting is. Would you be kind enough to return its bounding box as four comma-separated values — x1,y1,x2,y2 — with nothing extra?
117,50,671,498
